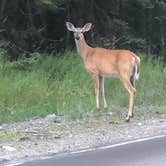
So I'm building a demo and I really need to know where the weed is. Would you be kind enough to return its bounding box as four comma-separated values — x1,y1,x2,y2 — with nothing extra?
0,50,165,123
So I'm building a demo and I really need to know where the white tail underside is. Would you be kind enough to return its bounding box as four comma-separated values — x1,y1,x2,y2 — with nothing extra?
134,63,139,80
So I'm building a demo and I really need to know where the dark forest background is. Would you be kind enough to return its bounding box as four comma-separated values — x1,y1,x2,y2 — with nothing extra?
0,0,166,60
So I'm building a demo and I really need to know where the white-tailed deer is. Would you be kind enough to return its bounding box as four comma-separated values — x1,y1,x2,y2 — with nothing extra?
66,22,140,122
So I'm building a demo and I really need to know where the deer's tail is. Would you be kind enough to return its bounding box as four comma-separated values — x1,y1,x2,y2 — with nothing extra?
133,56,140,80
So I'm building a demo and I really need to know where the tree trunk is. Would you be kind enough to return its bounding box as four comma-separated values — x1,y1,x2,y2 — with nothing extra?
65,1,71,49
145,7,151,55
27,0,34,28
0,0,6,19
160,23,165,57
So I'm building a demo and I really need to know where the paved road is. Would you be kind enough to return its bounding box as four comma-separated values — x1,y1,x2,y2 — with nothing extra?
17,135,166,166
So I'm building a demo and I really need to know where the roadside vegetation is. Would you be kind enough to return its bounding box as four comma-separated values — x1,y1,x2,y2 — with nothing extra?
0,50,165,123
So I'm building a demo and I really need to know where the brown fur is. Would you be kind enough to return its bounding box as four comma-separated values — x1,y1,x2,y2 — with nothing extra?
66,22,141,121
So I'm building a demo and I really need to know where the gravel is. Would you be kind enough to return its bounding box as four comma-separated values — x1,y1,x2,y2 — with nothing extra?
0,107,166,165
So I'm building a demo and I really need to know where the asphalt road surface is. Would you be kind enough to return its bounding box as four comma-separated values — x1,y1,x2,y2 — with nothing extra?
15,135,166,166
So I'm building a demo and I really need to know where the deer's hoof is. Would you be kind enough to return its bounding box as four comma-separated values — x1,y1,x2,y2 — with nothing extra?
131,113,134,118
103,107,108,111
125,117,130,122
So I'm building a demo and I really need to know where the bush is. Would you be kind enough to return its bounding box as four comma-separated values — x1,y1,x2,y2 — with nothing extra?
0,51,165,123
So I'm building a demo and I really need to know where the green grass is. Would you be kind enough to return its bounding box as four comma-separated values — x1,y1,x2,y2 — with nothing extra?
0,50,165,123
0,130,23,140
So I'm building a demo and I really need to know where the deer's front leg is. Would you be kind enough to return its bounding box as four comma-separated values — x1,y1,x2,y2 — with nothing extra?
91,74,100,109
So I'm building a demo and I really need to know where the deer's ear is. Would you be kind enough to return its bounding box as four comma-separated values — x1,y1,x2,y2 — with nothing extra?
66,22,75,32
82,23,92,32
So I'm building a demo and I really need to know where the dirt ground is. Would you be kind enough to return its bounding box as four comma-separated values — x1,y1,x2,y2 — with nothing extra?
0,106,166,165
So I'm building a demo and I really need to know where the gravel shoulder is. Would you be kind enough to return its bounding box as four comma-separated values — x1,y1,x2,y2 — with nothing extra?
0,106,166,165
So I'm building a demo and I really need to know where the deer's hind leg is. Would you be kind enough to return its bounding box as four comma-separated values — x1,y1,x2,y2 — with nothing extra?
120,76,136,122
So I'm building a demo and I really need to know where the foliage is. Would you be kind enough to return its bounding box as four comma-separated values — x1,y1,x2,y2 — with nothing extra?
0,0,165,59
0,51,165,123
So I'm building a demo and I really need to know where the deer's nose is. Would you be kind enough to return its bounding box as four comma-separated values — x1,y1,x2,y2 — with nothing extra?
74,33,80,40
75,36,80,40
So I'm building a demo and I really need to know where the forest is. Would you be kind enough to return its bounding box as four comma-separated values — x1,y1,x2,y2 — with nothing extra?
0,0,166,60
0,0,165,123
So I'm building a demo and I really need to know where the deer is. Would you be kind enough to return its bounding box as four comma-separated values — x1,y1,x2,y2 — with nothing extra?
66,22,140,122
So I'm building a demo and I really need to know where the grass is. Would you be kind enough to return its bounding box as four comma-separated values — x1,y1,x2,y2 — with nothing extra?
0,50,165,123
0,130,22,140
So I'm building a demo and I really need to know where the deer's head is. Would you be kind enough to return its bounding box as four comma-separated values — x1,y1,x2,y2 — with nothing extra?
66,22,92,40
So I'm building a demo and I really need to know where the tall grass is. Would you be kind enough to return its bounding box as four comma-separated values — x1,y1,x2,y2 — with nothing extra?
0,50,165,123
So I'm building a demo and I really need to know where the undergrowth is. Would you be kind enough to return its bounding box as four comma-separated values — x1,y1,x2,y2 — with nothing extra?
0,50,165,123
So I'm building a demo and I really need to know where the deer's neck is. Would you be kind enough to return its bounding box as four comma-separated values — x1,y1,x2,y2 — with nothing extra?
75,36,92,60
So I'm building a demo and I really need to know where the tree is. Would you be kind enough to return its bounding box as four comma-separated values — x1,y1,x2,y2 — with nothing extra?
0,0,165,60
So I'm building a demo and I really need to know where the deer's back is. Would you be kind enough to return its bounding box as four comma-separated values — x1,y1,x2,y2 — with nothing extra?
84,47,139,77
